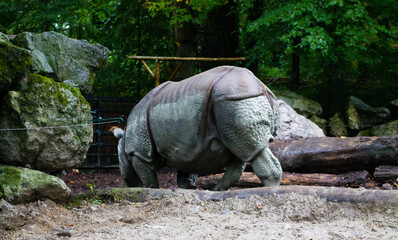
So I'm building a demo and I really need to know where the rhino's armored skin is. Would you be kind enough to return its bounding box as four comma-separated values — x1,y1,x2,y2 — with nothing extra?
118,66,281,191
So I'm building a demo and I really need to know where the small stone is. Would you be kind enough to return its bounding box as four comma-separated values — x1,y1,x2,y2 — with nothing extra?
0,199,17,213
382,183,393,190
56,227,72,237
90,206,98,211
57,231,72,237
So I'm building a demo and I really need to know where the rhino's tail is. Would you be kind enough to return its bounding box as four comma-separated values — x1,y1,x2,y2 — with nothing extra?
109,126,124,139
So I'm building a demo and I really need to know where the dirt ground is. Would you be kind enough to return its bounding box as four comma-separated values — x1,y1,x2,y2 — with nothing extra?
1,169,398,239
1,190,398,239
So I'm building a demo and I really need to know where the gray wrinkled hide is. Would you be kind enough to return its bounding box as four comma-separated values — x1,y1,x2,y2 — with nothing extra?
120,66,281,191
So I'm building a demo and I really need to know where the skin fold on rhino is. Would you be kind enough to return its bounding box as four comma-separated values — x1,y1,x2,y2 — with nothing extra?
118,66,281,191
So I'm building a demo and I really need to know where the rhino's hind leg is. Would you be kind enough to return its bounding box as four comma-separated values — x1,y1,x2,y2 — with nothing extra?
177,171,198,189
251,147,282,186
212,158,246,191
131,155,159,188
214,95,282,189
119,156,143,187
118,142,143,187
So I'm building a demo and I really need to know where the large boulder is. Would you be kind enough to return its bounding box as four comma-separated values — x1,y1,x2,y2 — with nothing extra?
273,90,322,118
0,74,93,172
0,32,31,94
275,100,325,140
0,165,70,204
357,120,398,136
329,112,348,137
12,31,109,94
346,96,390,131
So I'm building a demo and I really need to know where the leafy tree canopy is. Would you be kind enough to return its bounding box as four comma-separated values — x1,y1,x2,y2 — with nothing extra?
0,0,397,115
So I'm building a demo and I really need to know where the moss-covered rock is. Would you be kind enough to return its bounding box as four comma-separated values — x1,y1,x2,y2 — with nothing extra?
346,96,390,131
12,31,109,94
0,34,31,94
358,120,398,136
273,90,322,118
309,115,328,135
0,73,93,172
0,165,71,204
329,112,348,137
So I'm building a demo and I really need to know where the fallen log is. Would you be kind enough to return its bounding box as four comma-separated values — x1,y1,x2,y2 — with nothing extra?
269,136,398,174
196,171,370,189
91,186,398,204
374,165,398,181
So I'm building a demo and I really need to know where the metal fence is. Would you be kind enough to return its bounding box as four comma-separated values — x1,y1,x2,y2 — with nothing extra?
82,96,140,168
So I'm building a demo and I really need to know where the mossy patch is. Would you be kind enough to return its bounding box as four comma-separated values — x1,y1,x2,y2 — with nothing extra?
66,188,149,209
0,41,31,93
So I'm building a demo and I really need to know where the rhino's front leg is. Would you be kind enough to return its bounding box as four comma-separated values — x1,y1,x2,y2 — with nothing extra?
131,155,159,188
251,147,282,186
212,158,246,191
177,170,198,189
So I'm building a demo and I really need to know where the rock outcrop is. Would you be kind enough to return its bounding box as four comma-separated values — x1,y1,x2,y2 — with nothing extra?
329,112,348,137
273,90,322,118
358,120,398,136
346,96,390,131
0,74,93,172
12,31,109,94
0,33,31,94
0,165,71,204
276,100,325,140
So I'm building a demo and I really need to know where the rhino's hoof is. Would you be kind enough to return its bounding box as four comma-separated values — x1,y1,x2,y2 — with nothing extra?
211,184,228,191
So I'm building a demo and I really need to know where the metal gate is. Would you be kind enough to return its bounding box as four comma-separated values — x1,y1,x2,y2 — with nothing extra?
82,96,140,168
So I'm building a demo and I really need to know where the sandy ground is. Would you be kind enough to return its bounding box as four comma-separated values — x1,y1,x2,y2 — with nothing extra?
1,190,398,240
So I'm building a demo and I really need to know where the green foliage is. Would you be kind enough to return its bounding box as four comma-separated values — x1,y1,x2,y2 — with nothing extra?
236,0,398,116
240,0,397,82
144,0,228,26
0,0,87,34
0,0,397,115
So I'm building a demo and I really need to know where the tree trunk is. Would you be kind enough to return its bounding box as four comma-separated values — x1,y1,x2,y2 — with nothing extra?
374,165,398,181
291,37,301,90
172,1,196,81
196,171,370,189
269,136,398,174
199,1,239,71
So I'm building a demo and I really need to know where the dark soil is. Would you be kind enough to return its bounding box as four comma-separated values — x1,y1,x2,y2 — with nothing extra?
61,168,179,195
61,168,398,195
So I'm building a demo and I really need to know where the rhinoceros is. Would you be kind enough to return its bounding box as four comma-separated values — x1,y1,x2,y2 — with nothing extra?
117,66,281,191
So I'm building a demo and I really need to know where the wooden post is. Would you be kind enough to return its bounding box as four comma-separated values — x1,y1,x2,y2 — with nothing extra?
129,56,246,86
155,59,160,86
140,60,155,78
